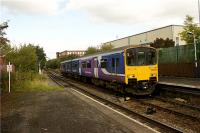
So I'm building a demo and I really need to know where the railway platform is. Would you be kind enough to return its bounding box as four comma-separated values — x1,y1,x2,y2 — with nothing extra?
158,76,200,89
1,87,157,133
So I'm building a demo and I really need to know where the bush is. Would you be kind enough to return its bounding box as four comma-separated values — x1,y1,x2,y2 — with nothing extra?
2,72,63,92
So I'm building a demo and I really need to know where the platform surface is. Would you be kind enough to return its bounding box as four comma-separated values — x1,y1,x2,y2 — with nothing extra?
1,88,156,133
158,76,200,89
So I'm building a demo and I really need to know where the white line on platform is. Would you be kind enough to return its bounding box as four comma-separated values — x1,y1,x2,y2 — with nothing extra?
70,87,161,133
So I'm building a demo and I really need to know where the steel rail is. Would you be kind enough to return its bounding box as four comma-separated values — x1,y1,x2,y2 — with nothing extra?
134,98,200,121
153,96,200,112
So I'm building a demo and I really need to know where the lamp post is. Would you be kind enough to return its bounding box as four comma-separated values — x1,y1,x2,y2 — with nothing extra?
188,31,198,78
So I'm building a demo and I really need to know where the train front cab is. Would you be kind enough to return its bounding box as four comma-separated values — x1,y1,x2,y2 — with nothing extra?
124,46,158,95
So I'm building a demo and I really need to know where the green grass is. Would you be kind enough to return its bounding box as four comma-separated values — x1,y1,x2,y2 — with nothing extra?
2,72,63,92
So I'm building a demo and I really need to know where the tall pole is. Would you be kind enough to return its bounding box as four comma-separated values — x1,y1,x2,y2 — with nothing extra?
193,31,198,78
198,0,200,26
194,33,197,67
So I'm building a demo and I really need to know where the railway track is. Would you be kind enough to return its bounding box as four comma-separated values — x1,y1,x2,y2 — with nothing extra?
47,70,184,133
48,71,200,119
134,97,200,121
153,96,200,112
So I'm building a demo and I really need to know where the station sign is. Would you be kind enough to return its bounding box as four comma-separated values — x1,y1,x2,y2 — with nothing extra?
7,64,12,72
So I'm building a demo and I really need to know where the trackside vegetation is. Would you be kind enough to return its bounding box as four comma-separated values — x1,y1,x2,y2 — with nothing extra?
46,43,114,69
0,22,63,92
2,72,63,92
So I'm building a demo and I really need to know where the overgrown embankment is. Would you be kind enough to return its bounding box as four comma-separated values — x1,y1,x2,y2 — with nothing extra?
2,71,63,93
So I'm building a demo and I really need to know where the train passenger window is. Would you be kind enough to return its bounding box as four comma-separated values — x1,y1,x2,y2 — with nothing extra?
101,59,107,68
137,51,145,65
82,62,86,68
74,63,78,68
72,63,75,67
116,58,119,67
87,61,91,68
112,58,115,67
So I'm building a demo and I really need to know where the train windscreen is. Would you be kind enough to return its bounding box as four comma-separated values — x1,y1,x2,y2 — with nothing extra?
126,48,157,66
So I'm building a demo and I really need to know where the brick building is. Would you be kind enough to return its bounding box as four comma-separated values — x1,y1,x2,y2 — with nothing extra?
56,50,86,58
0,56,5,71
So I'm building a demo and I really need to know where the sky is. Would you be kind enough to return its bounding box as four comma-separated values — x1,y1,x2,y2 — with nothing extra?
0,0,199,58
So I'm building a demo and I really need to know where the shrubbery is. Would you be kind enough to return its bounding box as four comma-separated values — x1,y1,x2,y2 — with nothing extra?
2,71,62,92
1,22,62,92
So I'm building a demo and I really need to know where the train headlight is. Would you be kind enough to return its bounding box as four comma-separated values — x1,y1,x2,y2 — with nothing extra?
151,73,156,77
127,74,135,78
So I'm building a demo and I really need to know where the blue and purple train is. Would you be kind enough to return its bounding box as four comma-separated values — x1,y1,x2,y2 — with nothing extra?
60,45,158,95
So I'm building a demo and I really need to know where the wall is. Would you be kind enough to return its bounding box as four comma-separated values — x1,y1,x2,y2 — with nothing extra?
103,25,185,48
106,38,129,48
130,26,173,45
172,26,185,46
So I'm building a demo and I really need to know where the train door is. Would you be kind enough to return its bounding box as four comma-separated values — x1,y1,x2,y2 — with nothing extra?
94,57,98,78
111,54,120,75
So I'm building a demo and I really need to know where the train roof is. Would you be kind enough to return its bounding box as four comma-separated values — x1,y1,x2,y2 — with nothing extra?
61,45,155,63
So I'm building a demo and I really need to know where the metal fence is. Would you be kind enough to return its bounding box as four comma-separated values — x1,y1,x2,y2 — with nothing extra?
159,43,200,64
158,43,200,78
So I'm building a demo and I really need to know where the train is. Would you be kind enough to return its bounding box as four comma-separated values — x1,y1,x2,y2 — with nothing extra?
60,45,158,95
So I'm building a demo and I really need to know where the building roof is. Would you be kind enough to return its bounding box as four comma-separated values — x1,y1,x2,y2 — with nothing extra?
103,25,184,44
59,50,86,53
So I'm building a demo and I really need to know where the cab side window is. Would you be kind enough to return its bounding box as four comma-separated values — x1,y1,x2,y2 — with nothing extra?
126,49,136,66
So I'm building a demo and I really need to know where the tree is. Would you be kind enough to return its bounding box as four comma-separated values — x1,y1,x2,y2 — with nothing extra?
6,45,38,72
46,59,60,69
0,21,9,46
84,46,99,55
150,38,175,48
180,15,200,44
59,54,79,62
84,44,114,56
34,45,46,69
99,44,113,52
0,22,11,56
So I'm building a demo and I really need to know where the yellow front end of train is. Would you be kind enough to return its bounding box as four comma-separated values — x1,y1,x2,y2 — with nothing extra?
124,46,158,95
125,65,158,84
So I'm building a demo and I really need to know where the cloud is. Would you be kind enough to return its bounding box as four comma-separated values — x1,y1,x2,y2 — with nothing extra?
1,0,198,24
67,0,198,24
1,0,66,15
